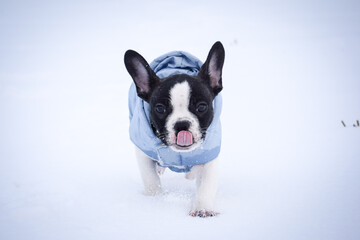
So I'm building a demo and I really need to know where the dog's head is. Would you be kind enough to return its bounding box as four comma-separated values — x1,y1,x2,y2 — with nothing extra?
124,42,225,152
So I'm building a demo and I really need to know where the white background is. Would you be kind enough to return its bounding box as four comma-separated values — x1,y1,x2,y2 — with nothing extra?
1,0,359,239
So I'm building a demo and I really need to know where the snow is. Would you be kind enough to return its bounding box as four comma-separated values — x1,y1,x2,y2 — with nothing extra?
1,0,360,239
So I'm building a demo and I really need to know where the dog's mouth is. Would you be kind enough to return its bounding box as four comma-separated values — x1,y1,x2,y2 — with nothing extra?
170,130,196,151
176,130,193,147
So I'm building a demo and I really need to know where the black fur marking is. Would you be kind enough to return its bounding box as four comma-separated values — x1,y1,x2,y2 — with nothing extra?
124,50,160,102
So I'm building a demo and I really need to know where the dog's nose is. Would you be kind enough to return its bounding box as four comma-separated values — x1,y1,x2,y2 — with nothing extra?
174,121,191,133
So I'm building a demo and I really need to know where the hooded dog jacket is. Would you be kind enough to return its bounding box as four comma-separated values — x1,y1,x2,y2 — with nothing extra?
128,51,222,173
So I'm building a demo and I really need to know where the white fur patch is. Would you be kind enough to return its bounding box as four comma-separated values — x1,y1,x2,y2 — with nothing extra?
166,81,202,151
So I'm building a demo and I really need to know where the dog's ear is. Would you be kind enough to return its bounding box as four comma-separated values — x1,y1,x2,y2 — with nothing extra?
198,41,225,96
124,50,159,102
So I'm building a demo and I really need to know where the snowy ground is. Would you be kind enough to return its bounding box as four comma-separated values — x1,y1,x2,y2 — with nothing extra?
1,0,360,239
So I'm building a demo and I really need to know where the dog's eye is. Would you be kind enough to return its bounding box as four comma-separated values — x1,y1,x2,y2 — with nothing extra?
196,103,208,113
155,104,166,114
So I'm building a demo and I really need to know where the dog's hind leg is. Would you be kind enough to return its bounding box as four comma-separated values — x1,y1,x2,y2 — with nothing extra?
135,147,162,195
185,167,198,180
156,165,166,175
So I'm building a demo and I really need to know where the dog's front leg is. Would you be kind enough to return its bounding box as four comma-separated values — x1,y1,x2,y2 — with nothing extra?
135,147,162,195
190,158,219,217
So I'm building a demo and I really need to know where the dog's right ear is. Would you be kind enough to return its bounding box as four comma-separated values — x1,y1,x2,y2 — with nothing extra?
124,50,159,102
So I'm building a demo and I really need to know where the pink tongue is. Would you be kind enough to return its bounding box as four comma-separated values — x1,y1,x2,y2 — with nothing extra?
176,131,193,146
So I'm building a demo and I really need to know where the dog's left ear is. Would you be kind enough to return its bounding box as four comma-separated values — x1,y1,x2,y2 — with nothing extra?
198,41,225,96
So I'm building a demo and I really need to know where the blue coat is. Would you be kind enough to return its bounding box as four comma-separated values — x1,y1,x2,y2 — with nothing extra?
128,51,222,172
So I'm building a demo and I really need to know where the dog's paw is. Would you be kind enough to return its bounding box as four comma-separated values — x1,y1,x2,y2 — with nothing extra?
189,210,219,218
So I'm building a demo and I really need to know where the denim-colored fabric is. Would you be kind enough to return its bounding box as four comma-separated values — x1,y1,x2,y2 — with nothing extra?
128,51,222,172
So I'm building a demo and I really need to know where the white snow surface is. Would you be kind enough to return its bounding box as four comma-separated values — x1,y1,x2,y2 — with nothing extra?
1,0,360,239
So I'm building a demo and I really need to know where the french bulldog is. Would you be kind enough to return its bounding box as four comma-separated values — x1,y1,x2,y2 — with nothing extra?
124,41,225,217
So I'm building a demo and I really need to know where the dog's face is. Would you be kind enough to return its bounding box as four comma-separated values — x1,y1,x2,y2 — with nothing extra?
125,42,225,152
148,75,216,151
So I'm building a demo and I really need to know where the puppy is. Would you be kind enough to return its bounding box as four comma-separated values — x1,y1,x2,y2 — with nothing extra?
124,42,225,217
